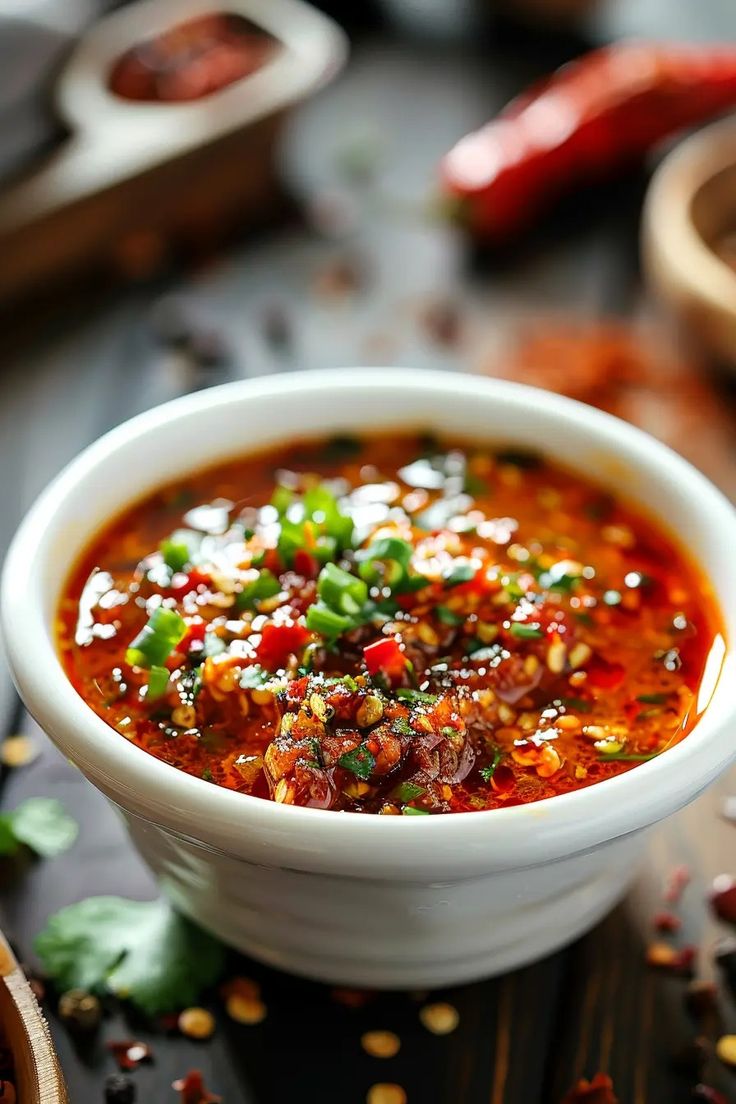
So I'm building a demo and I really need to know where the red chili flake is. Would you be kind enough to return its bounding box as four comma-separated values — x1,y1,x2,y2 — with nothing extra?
293,550,319,580
561,1072,619,1103
664,864,691,904
709,874,736,925
685,981,720,1024
107,1040,153,1071
693,1087,729,1104
254,621,310,670
172,1070,221,1104
646,941,697,975
331,987,373,1008
653,911,681,933
586,658,625,690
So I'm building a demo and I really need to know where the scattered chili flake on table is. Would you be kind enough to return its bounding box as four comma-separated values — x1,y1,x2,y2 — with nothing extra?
366,1086,407,1104
653,911,681,933
172,1070,221,1104
58,433,722,815
709,875,736,925
560,1072,618,1104
646,942,697,975
106,1040,153,1071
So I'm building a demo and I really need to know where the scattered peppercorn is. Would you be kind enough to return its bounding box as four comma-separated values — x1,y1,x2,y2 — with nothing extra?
361,1030,401,1059
685,981,720,1026
418,1002,460,1035
104,1073,136,1104
58,988,101,1032
715,1034,736,1068
709,874,736,925
178,1008,216,1040
670,1037,709,1077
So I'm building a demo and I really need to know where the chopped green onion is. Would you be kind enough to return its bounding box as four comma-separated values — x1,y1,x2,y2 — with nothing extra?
317,562,368,616
306,602,355,638
599,751,660,762
236,569,281,611
443,562,476,588
636,693,669,704
160,540,190,574
402,806,430,816
509,623,543,639
146,665,170,700
559,697,592,713
338,745,375,780
436,605,464,626
396,689,437,704
125,607,187,669
271,484,294,515
391,781,426,803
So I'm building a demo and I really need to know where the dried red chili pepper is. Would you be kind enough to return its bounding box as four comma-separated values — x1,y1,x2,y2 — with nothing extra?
441,43,736,241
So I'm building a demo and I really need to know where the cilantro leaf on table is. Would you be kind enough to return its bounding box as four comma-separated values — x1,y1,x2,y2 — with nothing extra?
0,798,78,858
35,896,225,1015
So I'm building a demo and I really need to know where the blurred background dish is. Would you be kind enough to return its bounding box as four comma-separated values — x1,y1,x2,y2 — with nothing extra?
643,116,736,367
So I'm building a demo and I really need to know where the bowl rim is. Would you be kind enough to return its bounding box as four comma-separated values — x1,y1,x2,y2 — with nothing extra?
4,368,736,879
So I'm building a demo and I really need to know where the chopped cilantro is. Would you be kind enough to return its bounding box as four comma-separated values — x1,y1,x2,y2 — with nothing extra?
480,747,504,783
35,896,225,1015
338,745,375,780
0,798,78,858
636,693,669,704
509,623,543,639
391,781,426,803
396,689,437,704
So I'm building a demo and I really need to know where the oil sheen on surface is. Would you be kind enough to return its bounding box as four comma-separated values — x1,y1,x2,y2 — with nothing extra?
57,433,722,815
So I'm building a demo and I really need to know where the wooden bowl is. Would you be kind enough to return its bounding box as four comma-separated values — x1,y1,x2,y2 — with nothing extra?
0,933,67,1103
642,115,736,366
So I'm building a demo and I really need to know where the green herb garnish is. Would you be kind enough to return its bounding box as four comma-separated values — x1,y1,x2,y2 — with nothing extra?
396,689,437,704
146,665,170,701
636,693,669,704
125,607,187,669
443,562,476,588
338,746,376,780
402,807,430,816
0,798,78,858
509,623,543,639
391,782,426,803
480,746,504,783
236,569,281,611
436,605,464,626
599,752,660,762
35,896,225,1015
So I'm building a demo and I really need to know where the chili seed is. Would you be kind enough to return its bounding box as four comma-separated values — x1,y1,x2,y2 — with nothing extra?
178,1007,216,1040
58,988,101,1032
225,994,267,1024
419,1002,459,1035
361,1031,401,1059
105,1075,136,1104
366,1084,407,1104
568,643,592,670
0,735,39,768
546,640,567,674
357,695,384,728
716,1034,736,1067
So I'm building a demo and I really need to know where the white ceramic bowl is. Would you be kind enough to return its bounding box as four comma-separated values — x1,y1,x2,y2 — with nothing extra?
4,369,736,987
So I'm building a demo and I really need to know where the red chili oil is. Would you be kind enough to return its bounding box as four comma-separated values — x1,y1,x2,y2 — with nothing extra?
56,433,723,815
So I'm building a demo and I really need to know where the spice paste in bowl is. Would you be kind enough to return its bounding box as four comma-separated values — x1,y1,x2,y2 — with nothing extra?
57,434,720,815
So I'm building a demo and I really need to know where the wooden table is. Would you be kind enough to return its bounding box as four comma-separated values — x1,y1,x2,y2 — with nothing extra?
2,6,736,1102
